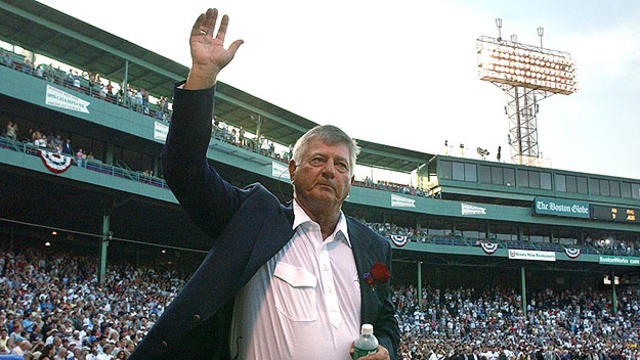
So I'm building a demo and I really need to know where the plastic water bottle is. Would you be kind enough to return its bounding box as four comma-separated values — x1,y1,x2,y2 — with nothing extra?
352,323,378,359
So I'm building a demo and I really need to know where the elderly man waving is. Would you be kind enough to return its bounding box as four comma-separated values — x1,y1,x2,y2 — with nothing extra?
129,8,399,360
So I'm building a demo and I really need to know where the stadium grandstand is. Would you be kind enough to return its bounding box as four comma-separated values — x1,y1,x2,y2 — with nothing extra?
0,1,639,359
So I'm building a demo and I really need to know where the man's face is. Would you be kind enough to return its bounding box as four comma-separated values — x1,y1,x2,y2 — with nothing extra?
289,138,353,215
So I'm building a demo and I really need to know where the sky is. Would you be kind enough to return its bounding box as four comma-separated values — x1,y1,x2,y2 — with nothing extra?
37,0,640,180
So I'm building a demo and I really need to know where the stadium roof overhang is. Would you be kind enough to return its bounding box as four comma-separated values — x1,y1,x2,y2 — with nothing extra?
0,0,433,174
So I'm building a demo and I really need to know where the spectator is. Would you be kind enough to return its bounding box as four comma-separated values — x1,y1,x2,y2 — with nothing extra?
76,148,84,167
5,121,17,141
61,139,73,156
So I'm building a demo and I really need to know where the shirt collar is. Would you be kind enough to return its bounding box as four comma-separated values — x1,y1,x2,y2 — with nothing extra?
292,199,351,248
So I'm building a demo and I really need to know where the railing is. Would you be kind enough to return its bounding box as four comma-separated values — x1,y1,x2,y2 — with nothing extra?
0,136,169,189
0,60,171,122
376,230,639,257
5,134,638,258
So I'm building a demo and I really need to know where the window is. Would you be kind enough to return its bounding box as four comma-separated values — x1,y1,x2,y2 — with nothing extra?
577,177,588,194
478,165,491,184
589,178,600,195
491,167,504,185
452,162,465,181
440,161,452,180
540,172,552,190
599,179,610,196
528,171,540,189
517,170,528,188
555,174,566,192
566,176,577,193
504,168,515,187
633,183,640,199
609,181,620,197
464,163,477,182
622,182,632,199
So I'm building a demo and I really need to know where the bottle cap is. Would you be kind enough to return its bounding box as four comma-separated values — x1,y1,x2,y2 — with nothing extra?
361,323,373,335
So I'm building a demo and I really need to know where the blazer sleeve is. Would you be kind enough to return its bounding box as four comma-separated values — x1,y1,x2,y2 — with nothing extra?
375,241,401,359
161,82,251,241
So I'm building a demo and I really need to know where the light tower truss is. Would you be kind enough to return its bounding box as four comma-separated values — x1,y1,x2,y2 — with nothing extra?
476,35,577,165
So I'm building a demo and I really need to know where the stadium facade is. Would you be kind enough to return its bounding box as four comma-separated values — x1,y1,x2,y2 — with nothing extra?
1,0,639,319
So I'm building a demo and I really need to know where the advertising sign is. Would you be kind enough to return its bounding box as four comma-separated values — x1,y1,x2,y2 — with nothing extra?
533,197,590,219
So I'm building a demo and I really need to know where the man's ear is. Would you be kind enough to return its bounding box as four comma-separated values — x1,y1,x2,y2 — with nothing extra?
350,175,355,185
289,160,297,183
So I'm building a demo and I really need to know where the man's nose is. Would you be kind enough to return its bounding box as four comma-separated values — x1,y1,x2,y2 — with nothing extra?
322,158,336,178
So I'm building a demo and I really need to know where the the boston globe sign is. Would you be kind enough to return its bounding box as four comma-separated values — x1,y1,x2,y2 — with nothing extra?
533,197,590,219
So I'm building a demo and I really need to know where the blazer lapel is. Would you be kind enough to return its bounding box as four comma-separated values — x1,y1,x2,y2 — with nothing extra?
347,218,378,325
244,203,295,278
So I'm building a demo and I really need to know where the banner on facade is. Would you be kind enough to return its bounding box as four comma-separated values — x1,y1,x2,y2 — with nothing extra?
532,197,590,219
39,150,73,174
508,249,556,262
45,84,90,114
154,121,168,142
461,203,486,216
271,161,290,179
390,234,409,247
598,255,640,266
564,248,581,259
480,242,499,255
391,194,415,208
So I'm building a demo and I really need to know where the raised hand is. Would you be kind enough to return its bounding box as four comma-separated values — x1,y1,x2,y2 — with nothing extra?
185,8,243,90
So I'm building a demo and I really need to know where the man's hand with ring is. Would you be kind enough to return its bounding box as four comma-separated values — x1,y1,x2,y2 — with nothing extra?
185,8,243,90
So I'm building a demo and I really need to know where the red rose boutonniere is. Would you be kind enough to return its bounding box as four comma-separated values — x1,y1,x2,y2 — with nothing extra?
363,262,391,290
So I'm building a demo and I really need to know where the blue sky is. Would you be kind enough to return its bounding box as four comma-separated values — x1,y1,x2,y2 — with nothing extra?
38,0,640,180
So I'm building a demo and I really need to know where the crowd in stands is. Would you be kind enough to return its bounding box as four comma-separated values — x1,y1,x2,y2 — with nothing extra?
1,47,425,196
1,243,639,360
0,49,171,122
393,285,639,359
0,245,185,359
366,222,640,257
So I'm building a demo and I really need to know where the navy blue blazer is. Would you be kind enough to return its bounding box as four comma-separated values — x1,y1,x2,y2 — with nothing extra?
129,83,399,360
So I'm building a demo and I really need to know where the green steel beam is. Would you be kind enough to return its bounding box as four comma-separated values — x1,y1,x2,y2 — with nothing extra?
417,261,422,302
612,271,617,314
0,1,185,81
357,145,426,166
521,266,527,316
99,212,110,285
215,92,308,133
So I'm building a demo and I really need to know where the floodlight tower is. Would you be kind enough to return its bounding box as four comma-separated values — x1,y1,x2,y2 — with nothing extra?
477,20,577,165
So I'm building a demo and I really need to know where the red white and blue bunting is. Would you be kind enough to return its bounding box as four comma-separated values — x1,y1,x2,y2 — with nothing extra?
390,234,409,247
564,247,581,259
480,242,499,255
39,150,73,174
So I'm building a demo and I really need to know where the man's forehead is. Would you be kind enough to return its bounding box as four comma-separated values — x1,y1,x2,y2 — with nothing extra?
303,138,350,158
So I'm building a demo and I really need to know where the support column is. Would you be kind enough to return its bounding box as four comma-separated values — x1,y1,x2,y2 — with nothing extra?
417,261,422,306
105,142,114,165
255,115,262,152
99,213,110,285
122,60,129,107
521,266,527,316
612,271,618,314
153,156,159,177
9,225,15,252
